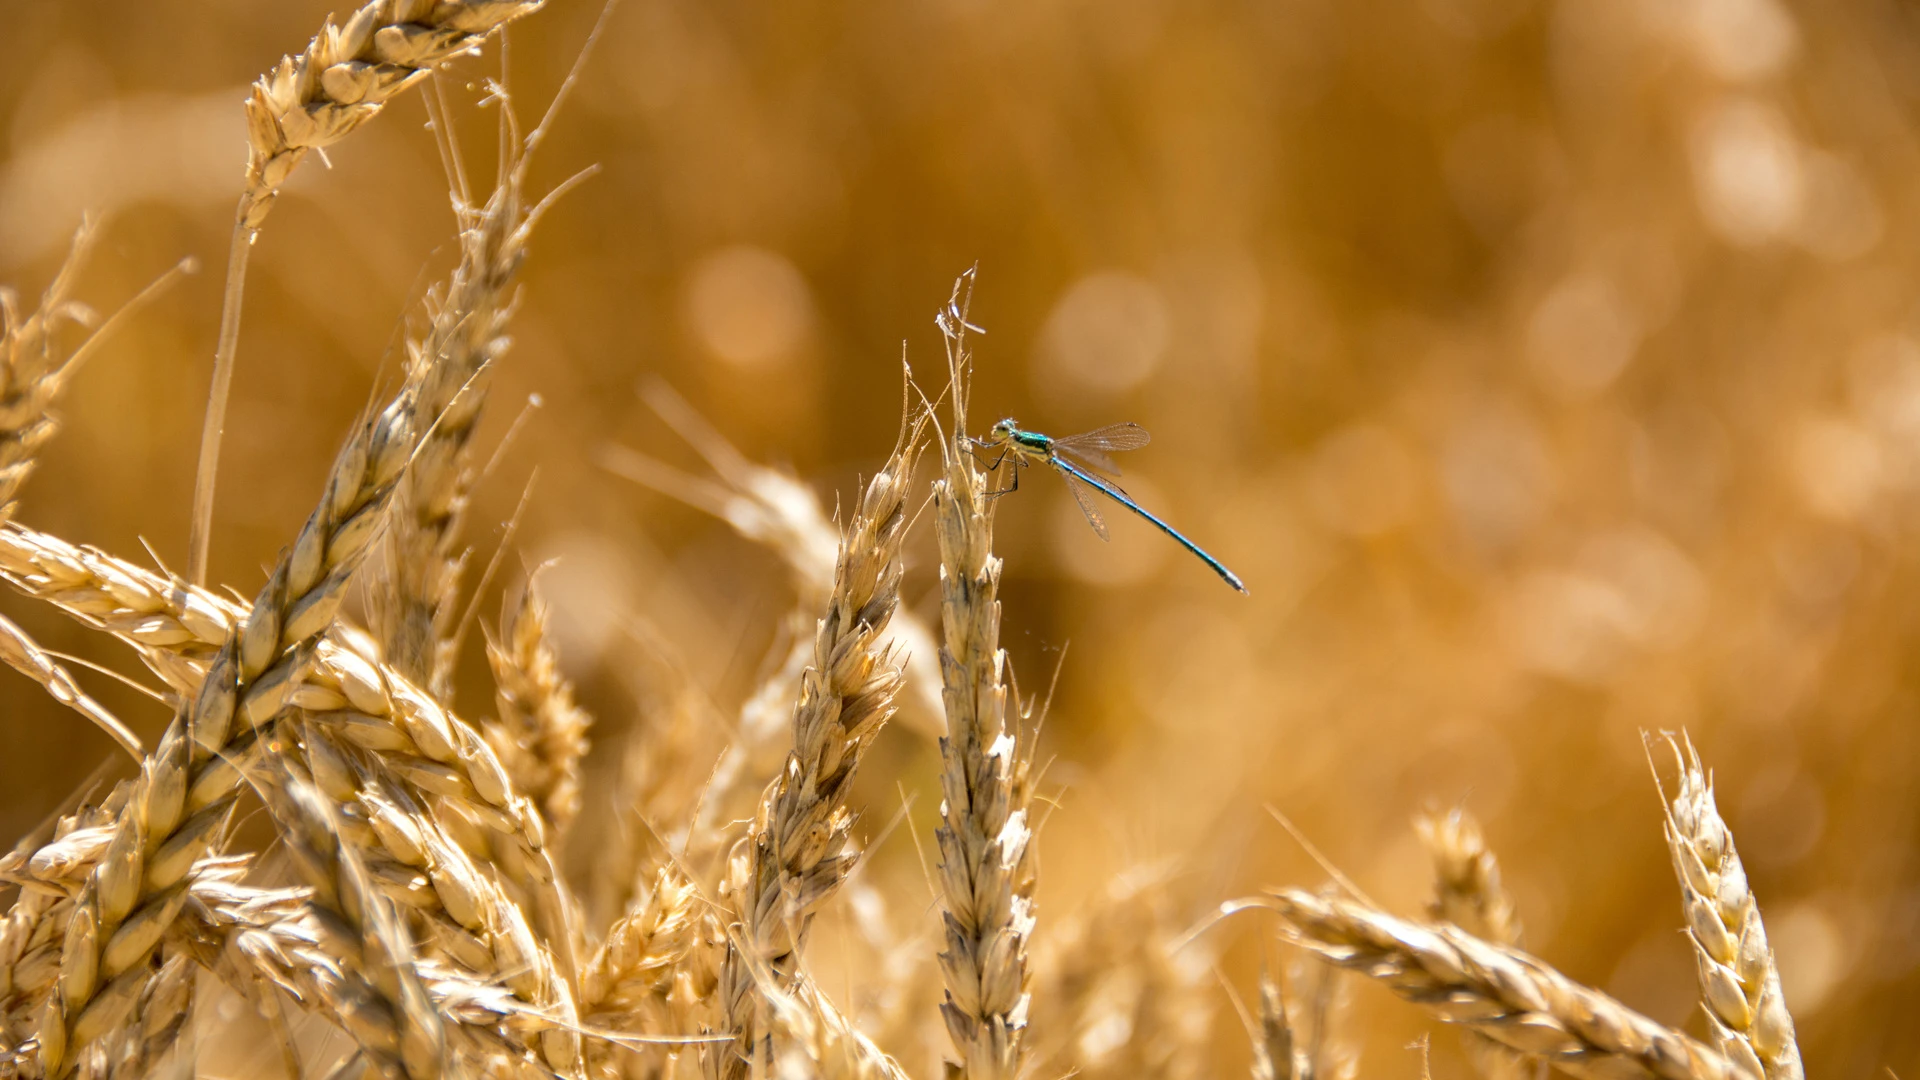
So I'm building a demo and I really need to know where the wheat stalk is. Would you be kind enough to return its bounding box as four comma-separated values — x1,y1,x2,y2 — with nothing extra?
1654,735,1803,1080
485,576,592,841
927,271,1037,1080
713,423,922,1079
1267,889,1759,1080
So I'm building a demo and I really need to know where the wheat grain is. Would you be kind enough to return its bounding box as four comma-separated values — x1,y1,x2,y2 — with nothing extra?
713,423,922,1079
927,271,1037,1080
1267,889,1759,1080
1655,735,1803,1080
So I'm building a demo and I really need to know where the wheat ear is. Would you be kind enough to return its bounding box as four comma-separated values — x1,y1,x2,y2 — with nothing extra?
193,0,544,583
485,576,592,840
1655,735,1803,1080
302,720,583,1076
1267,889,1759,1080
257,767,447,1080
0,522,580,1000
0,228,190,757
41,378,423,1076
1250,967,1297,1080
1416,808,1536,1080
1034,873,1213,1080
928,271,1037,1080
714,422,922,1078
375,140,537,695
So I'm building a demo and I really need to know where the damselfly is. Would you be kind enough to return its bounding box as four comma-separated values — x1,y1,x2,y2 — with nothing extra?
974,419,1248,594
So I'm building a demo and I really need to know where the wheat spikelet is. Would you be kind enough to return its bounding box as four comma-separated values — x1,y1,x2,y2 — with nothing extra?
712,422,922,1077
1655,735,1803,1080
239,0,545,228
1268,889,1759,1080
39,371,426,1076
1416,808,1535,1080
486,576,592,840
927,271,1036,1080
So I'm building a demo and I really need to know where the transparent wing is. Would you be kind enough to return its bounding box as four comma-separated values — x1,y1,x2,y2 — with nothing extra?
1052,423,1150,476
1057,465,1111,541
1054,422,1151,453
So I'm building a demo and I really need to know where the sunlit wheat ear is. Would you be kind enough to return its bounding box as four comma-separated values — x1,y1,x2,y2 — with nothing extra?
714,418,924,1080
42,373,425,1077
375,132,539,696
581,866,698,1076
1267,889,1760,1080
302,722,582,1078
1416,808,1535,1080
928,269,1038,1080
193,0,548,586
251,771,447,1080
1655,734,1803,1080
484,574,592,842
0,521,582,1018
240,0,546,227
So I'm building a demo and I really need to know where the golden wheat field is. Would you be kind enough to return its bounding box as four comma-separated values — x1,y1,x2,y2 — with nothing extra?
0,0,1913,1077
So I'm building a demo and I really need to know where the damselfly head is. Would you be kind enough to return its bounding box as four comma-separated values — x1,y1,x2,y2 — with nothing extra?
989,417,1019,442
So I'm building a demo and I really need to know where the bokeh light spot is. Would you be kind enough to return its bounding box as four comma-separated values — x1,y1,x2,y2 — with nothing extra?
1525,273,1641,399
684,245,815,369
1035,272,1170,405
1689,98,1804,248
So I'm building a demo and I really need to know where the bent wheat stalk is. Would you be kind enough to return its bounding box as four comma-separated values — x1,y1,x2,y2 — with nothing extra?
1655,735,1803,1080
1266,889,1759,1080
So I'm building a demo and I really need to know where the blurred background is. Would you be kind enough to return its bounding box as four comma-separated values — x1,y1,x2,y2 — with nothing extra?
1,0,1916,1075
